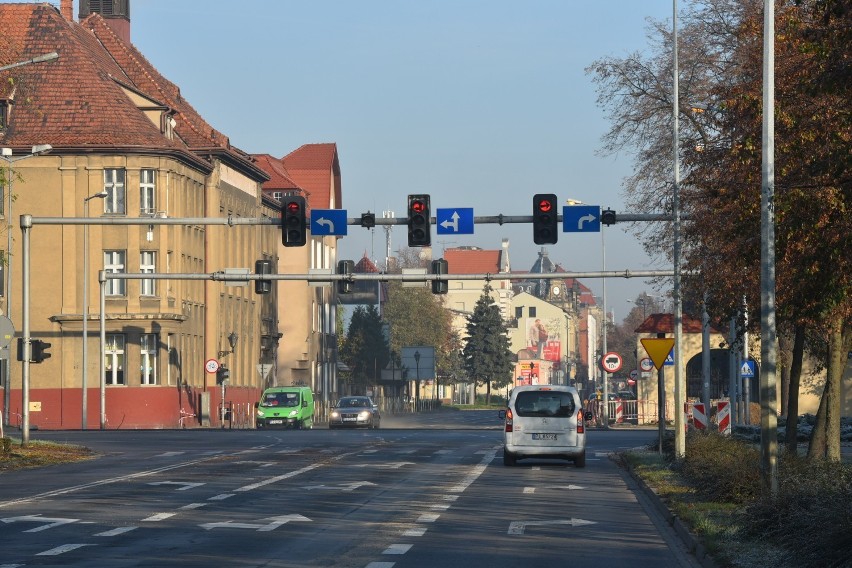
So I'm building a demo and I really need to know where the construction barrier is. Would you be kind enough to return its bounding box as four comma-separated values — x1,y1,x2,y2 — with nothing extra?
692,402,707,430
717,400,731,435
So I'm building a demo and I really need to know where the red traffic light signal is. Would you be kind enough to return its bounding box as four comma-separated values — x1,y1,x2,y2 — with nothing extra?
533,193,558,245
281,196,307,247
407,194,431,247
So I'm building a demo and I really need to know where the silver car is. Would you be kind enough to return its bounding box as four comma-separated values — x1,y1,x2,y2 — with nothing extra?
499,385,586,467
329,396,381,429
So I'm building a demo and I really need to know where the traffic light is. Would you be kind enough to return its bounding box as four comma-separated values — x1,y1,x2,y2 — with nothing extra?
337,259,354,294
407,194,431,247
360,212,376,228
601,208,617,226
431,258,448,294
255,259,273,294
31,339,51,363
533,193,558,244
281,195,307,247
216,366,230,384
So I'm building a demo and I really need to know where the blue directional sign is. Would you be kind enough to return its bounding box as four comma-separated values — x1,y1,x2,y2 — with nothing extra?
310,209,348,236
436,208,474,235
741,360,755,378
562,205,601,233
664,350,675,366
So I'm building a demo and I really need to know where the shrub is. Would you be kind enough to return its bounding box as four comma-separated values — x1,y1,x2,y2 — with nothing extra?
676,431,762,503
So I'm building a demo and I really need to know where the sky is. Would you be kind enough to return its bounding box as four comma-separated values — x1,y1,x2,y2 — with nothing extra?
62,1,678,320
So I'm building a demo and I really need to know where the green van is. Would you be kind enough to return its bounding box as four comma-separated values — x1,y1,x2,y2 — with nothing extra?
255,387,315,429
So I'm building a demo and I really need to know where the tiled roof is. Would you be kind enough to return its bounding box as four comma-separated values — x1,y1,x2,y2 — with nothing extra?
445,248,504,274
635,313,724,334
355,254,380,273
253,154,302,191
0,4,263,178
281,143,341,210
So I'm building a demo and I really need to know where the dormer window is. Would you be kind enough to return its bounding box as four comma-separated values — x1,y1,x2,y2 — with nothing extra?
161,112,177,140
0,101,8,130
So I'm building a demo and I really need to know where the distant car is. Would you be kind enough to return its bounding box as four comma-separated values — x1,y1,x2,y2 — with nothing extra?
329,396,381,429
617,390,637,400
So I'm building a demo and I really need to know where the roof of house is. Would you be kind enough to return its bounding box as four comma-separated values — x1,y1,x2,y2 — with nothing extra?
635,313,725,334
252,143,341,210
445,248,504,275
0,3,266,180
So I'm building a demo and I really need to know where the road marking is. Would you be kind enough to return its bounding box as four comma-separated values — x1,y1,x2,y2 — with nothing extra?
383,544,412,555
236,464,321,491
353,462,414,469
403,527,427,537
524,487,535,494
429,504,451,510
442,495,459,501
148,481,205,491
180,503,207,510
0,515,78,532
417,513,440,523
156,451,186,457
508,518,597,535
365,563,396,568
449,450,495,493
95,526,137,536
234,461,275,467
209,494,235,500
200,514,311,532
142,513,176,522
36,544,92,556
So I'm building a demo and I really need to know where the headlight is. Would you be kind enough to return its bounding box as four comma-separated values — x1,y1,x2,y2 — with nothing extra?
358,411,370,420
288,410,297,417
256,409,265,418
331,411,340,418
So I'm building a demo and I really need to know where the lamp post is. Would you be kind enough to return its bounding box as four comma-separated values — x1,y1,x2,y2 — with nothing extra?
414,350,420,410
1,143,53,427
219,332,238,427
82,191,108,429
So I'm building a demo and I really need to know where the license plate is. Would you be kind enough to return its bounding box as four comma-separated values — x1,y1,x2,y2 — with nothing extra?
268,419,283,425
343,417,357,422
532,433,557,441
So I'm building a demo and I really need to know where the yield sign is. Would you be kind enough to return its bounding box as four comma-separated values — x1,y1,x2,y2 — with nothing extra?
640,337,675,370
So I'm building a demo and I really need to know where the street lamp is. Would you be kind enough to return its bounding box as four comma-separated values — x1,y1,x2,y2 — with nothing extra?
82,190,107,429
1,143,53,427
414,350,420,409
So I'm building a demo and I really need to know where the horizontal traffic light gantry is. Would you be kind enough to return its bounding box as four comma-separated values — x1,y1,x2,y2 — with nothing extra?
281,195,307,247
407,194,431,247
533,193,558,245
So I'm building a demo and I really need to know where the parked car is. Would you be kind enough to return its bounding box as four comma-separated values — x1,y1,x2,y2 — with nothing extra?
498,385,586,467
329,396,381,429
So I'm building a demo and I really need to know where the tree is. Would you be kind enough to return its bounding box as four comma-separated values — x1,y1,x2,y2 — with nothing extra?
339,305,388,393
462,285,513,404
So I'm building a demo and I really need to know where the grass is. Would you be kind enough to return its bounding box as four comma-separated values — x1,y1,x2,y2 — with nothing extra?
0,436,96,473
621,430,852,568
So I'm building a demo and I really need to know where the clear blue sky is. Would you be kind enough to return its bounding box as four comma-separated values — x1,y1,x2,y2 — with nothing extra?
80,1,678,318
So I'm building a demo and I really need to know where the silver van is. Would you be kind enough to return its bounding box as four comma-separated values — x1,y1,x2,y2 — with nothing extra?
499,385,586,467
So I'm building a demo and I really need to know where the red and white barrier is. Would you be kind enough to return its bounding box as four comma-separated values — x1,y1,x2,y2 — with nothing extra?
692,403,707,430
717,401,731,435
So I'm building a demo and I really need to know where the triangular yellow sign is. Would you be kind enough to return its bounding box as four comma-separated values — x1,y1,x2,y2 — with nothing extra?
640,337,675,370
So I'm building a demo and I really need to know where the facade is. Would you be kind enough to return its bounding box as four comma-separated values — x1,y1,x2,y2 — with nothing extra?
0,2,291,429
507,292,576,387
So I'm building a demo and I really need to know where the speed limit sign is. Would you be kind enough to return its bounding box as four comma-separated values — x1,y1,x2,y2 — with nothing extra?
205,358,220,374
601,351,623,373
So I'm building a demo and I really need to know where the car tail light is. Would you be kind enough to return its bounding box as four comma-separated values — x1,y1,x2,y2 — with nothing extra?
505,408,514,432
576,407,585,434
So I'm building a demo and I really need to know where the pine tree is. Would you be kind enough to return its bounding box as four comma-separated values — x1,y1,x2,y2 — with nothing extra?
462,285,513,404
340,305,389,392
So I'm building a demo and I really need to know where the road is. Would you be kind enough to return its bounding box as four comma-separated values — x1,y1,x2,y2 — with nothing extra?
0,409,700,567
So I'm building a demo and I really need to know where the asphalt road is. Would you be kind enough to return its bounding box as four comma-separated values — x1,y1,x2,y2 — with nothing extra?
0,410,700,568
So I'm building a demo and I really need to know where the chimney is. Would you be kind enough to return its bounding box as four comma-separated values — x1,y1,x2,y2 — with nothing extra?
79,0,131,44
61,0,73,20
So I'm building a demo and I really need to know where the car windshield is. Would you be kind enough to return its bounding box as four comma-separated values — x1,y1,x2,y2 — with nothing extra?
514,391,576,417
338,398,370,408
260,393,299,407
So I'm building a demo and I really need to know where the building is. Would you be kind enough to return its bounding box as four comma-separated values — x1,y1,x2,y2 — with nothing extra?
0,1,302,429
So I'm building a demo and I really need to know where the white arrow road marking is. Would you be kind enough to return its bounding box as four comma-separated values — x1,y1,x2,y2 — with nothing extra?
95,526,137,536
143,513,176,522
148,481,205,491
36,544,92,556
304,481,376,492
200,514,311,531
353,462,414,469
508,518,597,535
1,515,78,532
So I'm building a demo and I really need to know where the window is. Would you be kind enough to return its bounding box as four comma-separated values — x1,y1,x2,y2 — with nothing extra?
105,334,125,385
104,168,125,214
529,307,537,318
140,169,156,215
140,251,156,296
514,391,576,418
515,307,523,319
272,191,283,202
140,334,158,385
0,101,7,130
104,250,126,296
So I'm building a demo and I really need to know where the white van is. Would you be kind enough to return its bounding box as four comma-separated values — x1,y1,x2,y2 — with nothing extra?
499,385,586,467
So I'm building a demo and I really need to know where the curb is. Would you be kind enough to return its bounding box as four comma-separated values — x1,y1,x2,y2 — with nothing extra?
620,456,721,568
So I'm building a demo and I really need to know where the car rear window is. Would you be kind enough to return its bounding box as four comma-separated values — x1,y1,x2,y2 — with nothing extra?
514,391,576,417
